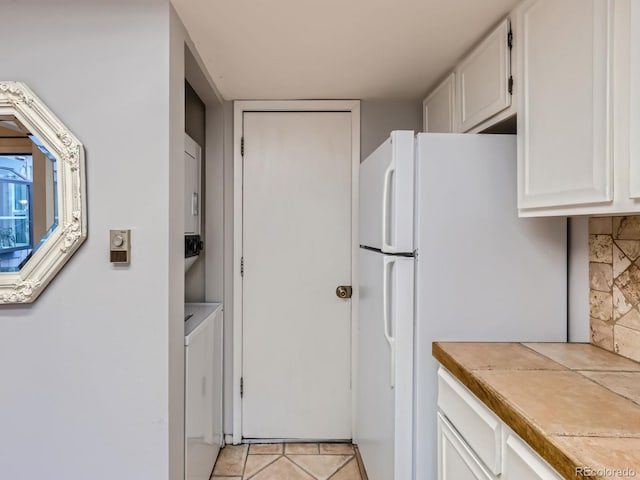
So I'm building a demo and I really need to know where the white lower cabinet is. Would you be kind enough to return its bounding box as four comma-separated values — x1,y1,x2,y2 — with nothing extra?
503,431,563,480
437,368,563,480
438,412,496,480
437,368,502,474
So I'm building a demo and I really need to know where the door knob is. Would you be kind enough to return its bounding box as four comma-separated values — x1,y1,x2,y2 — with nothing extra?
336,286,353,299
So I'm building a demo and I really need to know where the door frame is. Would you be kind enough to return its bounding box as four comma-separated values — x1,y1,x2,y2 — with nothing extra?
232,100,361,443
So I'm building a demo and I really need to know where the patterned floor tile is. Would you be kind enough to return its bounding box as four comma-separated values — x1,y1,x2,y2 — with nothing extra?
319,444,354,455
328,458,361,480
212,443,363,480
250,456,314,480
288,454,351,480
213,444,249,476
284,443,320,454
249,443,284,455
243,454,281,478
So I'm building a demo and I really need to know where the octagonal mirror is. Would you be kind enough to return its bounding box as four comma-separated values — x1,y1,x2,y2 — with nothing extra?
0,82,86,303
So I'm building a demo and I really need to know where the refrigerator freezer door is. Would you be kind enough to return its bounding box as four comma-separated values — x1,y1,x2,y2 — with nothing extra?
359,131,415,253
356,248,414,480
412,133,567,480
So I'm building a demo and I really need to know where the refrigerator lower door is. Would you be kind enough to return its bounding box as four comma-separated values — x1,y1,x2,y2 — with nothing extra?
359,131,415,253
356,248,414,480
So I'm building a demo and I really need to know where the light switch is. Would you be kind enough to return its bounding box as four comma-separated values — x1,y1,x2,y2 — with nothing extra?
110,229,131,264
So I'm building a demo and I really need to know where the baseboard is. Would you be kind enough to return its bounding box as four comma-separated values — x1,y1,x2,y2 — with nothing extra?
354,445,369,480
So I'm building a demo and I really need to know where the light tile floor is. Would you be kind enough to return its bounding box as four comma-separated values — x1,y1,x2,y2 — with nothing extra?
211,443,367,480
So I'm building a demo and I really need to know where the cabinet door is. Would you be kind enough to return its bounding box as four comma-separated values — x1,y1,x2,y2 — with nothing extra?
424,73,456,133
517,0,613,210
503,432,563,480
184,134,201,235
457,19,511,132
438,413,495,480
630,0,640,198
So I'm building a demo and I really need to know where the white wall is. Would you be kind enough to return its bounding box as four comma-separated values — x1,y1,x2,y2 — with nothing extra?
0,2,184,479
568,217,590,342
361,100,423,160
170,7,188,480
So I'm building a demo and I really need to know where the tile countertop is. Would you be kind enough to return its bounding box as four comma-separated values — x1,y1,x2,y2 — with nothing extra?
432,342,640,480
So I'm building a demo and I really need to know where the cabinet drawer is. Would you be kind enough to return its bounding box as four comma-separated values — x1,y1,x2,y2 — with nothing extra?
437,368,502,475
438,412,496,480
503,430,563,480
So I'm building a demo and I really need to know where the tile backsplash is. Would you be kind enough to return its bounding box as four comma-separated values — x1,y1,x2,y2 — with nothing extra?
589,216,640,362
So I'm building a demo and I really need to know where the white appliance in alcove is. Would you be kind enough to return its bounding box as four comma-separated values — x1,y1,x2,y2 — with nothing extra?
356,132,567,480
185,134,203,272
185,303,223,480
184,134,201,236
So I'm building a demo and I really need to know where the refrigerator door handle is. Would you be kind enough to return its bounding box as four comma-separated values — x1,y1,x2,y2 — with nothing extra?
381,159,396,253
382,256,396,389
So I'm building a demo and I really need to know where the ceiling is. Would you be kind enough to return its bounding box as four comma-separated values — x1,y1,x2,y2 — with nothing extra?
171,0,520,101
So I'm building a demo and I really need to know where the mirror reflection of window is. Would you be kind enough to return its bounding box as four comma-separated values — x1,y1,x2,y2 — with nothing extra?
0,117,58,272
0,154,33,270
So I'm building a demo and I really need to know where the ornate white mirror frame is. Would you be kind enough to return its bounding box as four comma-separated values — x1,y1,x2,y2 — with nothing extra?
0,81,86,304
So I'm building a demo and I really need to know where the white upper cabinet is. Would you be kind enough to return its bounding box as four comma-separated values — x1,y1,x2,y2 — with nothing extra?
184,134,201,235
517,0,614,213
456,19,512,132
423,73,456,133
516,0,640,216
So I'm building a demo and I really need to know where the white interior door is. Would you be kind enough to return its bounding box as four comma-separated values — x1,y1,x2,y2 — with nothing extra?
242,111,353,439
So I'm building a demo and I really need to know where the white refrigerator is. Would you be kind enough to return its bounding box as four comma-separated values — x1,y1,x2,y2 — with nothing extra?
355,132,567,480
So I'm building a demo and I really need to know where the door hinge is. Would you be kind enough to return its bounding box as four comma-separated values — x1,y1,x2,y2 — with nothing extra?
240,256,244,277
507,27,513,50
508,75,514,95
241,136,244,157
240,377,244,398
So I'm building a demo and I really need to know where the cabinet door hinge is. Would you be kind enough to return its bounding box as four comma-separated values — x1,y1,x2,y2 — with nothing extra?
240,256,244,277
240,377,244,398
507,24,514,96
241,136,245,157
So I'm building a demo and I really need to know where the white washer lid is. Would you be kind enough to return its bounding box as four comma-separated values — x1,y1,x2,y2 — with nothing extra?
184,302,222,345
